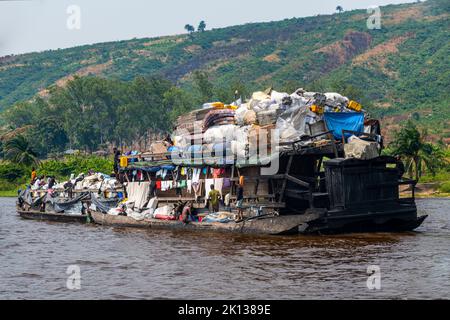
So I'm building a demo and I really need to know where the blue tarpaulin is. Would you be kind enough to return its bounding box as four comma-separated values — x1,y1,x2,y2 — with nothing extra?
324,112,364,140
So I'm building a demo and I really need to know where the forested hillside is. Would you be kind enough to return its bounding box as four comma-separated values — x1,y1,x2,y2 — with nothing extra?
0,0,449,146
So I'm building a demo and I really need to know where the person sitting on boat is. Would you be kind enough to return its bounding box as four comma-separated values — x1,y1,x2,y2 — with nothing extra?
33,176,43,190
48,176,56,190
236,183,245,222
208,185,221,213
181,202,193,224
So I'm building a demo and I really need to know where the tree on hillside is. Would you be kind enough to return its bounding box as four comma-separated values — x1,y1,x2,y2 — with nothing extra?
198,21,206,32
193,71,214,102
184,24,195,37
163,87,196,124
4,135,40,167
336,6,344,13
390,121,445,181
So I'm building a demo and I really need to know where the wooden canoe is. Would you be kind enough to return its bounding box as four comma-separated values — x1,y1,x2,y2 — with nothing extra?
89,210,322,235
17,209,89,224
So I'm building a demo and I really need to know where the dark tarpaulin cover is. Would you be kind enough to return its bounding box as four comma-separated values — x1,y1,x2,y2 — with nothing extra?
18,189,45,211
44,193,89,214
89,193,120,214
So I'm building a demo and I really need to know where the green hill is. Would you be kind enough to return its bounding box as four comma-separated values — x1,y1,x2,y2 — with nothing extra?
0,0,449,142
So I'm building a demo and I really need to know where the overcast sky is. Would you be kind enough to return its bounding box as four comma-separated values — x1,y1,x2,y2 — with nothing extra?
0,0,417,57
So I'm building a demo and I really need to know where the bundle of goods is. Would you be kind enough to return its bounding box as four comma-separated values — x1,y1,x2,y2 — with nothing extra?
203,109,236,130
72,173,122,193
168,85,371,163
176,108,212,134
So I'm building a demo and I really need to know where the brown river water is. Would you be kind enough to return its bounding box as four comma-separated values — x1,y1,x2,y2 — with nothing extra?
0,197,449,300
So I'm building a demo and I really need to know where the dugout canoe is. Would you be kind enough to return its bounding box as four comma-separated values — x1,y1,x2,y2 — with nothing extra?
89,210,322,235
17,207,89,224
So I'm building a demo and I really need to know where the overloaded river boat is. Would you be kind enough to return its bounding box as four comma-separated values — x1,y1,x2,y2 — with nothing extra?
17,87,428,235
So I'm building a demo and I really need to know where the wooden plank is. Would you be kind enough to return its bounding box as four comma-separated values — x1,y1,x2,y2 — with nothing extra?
279,155,293,203
285,174,310,188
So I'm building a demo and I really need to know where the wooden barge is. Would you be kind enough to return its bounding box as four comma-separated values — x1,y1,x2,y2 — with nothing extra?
97,138,427,235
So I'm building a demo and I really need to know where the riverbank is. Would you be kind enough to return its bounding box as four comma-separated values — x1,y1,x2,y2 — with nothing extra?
0,190,19,197
400,182,450,199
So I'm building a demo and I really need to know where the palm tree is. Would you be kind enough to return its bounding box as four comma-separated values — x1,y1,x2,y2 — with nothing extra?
4,135,40,167
184,24,195,34
336,6,344,13
390,122,444,180
198,21,206,32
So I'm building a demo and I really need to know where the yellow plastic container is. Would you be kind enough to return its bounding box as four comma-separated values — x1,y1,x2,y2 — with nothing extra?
347,100,362,112
310,105,324,114
120,156,128,168
212,102,225,109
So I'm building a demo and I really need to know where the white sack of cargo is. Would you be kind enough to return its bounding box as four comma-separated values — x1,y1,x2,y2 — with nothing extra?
153,205,175,219
108,208,125,216
128,210,147,221
250,99,273,113
235,104,249,125
344,136,380,160
325,92,349,105
271,90,289,104
203,124,237,144
231,141,247,159
243,110,257,125
173,135,189,149
233,126,250,144
276,118,300,143
251,91,271,101
276,104,312,140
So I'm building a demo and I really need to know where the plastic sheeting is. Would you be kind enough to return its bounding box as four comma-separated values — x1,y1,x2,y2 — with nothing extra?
126,182,150,210
18,189,45,211
324,112,364,140
44,193,89,214
90,194,120,214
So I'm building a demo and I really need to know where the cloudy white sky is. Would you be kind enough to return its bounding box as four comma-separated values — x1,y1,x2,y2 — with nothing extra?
0,0,417,56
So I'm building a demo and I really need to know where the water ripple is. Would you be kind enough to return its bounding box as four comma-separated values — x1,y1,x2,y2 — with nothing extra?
0,197,449,299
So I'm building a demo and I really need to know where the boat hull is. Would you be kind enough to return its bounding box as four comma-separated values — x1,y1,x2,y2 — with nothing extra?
90,203,427,236
17,209,89,224
89,210,320,236
304,204,427,234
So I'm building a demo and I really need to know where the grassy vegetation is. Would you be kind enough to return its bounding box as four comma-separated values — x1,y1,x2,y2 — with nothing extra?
0,155,113,197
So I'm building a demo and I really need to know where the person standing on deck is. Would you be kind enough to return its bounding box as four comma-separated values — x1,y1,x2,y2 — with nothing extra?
208,185,221,213
113,148,121,175
30,167,37,184
236,182,245,222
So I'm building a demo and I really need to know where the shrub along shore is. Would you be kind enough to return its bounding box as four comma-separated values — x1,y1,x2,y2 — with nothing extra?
0,155,113,197
0,154,448,198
